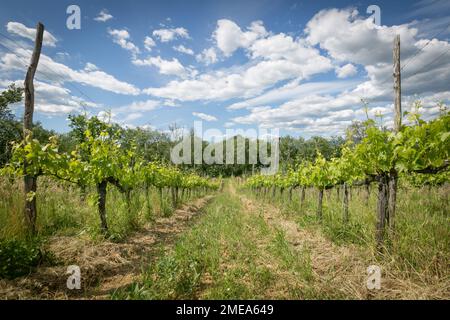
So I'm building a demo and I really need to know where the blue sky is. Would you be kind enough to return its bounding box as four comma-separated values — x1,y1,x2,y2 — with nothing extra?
0,0,449,138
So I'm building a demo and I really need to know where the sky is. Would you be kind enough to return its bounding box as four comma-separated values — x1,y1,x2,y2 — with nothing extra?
0,0,449,138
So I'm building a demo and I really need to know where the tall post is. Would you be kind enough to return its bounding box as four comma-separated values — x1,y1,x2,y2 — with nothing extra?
23,22,44,235
389,35,401,231
393,35,402,133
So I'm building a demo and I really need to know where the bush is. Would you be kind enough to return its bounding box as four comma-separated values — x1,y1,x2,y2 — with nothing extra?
0,239,43,279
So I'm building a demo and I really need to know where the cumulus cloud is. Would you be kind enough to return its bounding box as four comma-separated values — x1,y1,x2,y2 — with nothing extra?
223,8,450,135
0,48,140,95
94,9,113,22
305,8,450,97
116,99,161,112
227,80,357,110
98,100,162,127
144,20,332,102
336,63,358,78
108,29,140,56
173,45,194,55
231,92,364,135
192,112,218,122
132,56,188,78
6,22,58,47
196,47,218,65
3,79,100,115
139,11,450,136
214,20,267,56
144,59,325,101
144,36,156,52
153,27,189,42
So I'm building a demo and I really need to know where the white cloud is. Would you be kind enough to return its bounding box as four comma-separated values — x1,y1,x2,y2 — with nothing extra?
153,27,189,42
97,110,115,123
163,99,179,107
214,19,267,56
123,112,144,122
0,48,140,95
144,36,156,52
144,59,319,101
138,12,450,136
1,79,100,115
94,9,113,22
144,19,332,102
336,63,357,78
116,99,161,112
196,47,218,65
305,8,450,97
6,22,58,47
227,79,357,110
173,45,194,55
35,81,100,114
231,92,364,135
108,29,140,56
192,112,218,122
305,9,418,65
132,56,188,77
97,99,162,126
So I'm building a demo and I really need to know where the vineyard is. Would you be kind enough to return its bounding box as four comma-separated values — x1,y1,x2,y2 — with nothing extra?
0,102,448,299
0,14,449,301
245,107,450,248
2,115,220,235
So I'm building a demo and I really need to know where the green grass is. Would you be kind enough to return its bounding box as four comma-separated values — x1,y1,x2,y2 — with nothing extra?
0,237,56,279
0,176,209,280
244,184,450,278
1,176,448,298
0,177,206,241
112,187,317,300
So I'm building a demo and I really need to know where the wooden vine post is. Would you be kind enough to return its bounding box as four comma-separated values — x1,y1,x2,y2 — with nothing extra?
376,35,401,248
389,34,402,232
23,22,44,235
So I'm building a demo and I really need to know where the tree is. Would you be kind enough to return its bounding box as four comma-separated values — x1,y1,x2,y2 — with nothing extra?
0,85,23,166
0,84,23,120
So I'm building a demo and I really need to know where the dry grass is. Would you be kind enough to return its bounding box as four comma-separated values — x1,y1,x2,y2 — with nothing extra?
242,188,450,300
0,196,213,300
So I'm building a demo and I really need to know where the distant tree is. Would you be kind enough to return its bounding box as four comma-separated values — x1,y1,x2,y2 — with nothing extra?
0,84,23,120
346,121,367,145
0,84,24,165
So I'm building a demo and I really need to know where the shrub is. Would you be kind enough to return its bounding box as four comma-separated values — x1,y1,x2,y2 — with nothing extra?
0,239,43,279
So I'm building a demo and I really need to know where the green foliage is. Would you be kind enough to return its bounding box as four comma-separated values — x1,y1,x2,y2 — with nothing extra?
246,106,450,191
0,238,43,279
0,84,24,166
0,84,23,120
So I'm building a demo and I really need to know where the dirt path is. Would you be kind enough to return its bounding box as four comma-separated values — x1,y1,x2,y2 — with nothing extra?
236,186,448,299
0,195,213,300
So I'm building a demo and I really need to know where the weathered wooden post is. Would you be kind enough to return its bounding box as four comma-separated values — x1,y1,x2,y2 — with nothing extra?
389,35,401,231
23,22,44,235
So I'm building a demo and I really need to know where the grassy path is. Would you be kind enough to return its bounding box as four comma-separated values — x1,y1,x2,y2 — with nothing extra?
114,182,316,299
115,182,347,299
